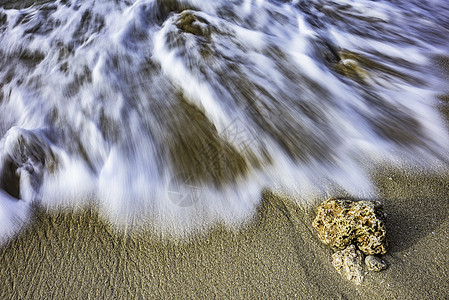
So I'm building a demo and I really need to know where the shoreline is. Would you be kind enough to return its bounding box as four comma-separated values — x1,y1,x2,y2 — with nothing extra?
1,164,448,299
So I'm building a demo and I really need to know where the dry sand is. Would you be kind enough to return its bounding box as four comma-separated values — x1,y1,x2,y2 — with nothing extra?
1,165,448,299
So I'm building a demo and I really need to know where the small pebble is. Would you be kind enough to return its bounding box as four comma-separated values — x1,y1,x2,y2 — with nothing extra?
365,255,387,271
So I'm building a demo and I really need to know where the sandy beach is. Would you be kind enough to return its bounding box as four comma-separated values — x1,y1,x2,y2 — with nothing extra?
1,165,448,299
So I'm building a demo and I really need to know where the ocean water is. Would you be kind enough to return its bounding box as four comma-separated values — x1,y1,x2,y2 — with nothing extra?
0,0,448,242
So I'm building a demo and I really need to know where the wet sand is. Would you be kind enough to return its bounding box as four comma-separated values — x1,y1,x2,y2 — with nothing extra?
1,165,448,299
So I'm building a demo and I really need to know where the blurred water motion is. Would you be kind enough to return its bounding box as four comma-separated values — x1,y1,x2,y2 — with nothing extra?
0,0,448,241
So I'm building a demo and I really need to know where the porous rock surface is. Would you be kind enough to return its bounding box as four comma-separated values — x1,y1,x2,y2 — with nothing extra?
312,198,387,255
332,244,365,285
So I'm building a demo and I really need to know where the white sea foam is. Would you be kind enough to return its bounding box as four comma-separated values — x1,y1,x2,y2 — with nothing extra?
0,0,448,243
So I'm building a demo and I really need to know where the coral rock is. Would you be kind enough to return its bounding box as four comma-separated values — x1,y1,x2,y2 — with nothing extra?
332,245,365,285
313,198,387,255
365,255,387,272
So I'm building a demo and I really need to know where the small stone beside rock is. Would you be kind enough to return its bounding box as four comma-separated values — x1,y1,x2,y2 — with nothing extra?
332,245,365,285
365,255,387,272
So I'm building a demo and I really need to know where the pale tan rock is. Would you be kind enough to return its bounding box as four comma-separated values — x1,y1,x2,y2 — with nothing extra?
365,255,387,272
312,198,387,255
332,245,364,285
